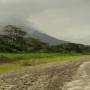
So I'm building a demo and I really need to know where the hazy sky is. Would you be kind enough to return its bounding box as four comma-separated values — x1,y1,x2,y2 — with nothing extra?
0,0,90,44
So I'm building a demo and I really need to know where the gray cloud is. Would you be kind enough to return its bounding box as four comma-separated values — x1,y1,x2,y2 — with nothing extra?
0,0,90,44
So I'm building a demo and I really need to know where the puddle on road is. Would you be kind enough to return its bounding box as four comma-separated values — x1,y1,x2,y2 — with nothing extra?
62,62,90,90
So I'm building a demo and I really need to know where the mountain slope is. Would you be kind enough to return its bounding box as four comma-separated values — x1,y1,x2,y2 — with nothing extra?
29,30,68,45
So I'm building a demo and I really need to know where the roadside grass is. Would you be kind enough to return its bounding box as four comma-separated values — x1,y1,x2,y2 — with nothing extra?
0,63,22,73
0,53,89,73
0,53,85,60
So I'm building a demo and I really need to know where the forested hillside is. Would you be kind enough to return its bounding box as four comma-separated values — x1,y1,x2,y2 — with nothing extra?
0,25,90,53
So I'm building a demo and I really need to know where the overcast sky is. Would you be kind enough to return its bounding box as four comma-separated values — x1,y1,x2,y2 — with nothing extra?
0,0,90,44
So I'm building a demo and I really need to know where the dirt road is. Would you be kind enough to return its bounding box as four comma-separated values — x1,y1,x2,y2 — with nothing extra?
63,61,90,90
0,60,85,90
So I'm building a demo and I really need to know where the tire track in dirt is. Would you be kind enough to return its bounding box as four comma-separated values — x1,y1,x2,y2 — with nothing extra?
0,60,85,90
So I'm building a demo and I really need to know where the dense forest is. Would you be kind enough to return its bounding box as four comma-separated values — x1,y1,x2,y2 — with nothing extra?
0,25,90,53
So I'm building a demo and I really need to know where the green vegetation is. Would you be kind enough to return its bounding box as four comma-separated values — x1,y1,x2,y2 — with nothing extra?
0,53,86,60
0,25,90,73
0,53,89,73
0,25,90,53
0,63,22,73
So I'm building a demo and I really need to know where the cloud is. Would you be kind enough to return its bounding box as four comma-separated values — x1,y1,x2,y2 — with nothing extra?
0,0,90,44
29,8,90,44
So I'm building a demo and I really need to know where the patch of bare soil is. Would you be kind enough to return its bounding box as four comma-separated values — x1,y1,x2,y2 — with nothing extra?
0,60,87,90
0,58,18,64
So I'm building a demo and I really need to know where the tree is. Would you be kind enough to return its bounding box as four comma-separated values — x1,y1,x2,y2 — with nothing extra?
4,25,27,44
1,25,27,52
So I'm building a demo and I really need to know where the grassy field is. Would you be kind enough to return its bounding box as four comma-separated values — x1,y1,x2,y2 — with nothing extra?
0,53,89,73
0,53,86,59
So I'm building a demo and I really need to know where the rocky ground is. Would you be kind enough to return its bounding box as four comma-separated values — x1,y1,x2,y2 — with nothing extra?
0,60,88,90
